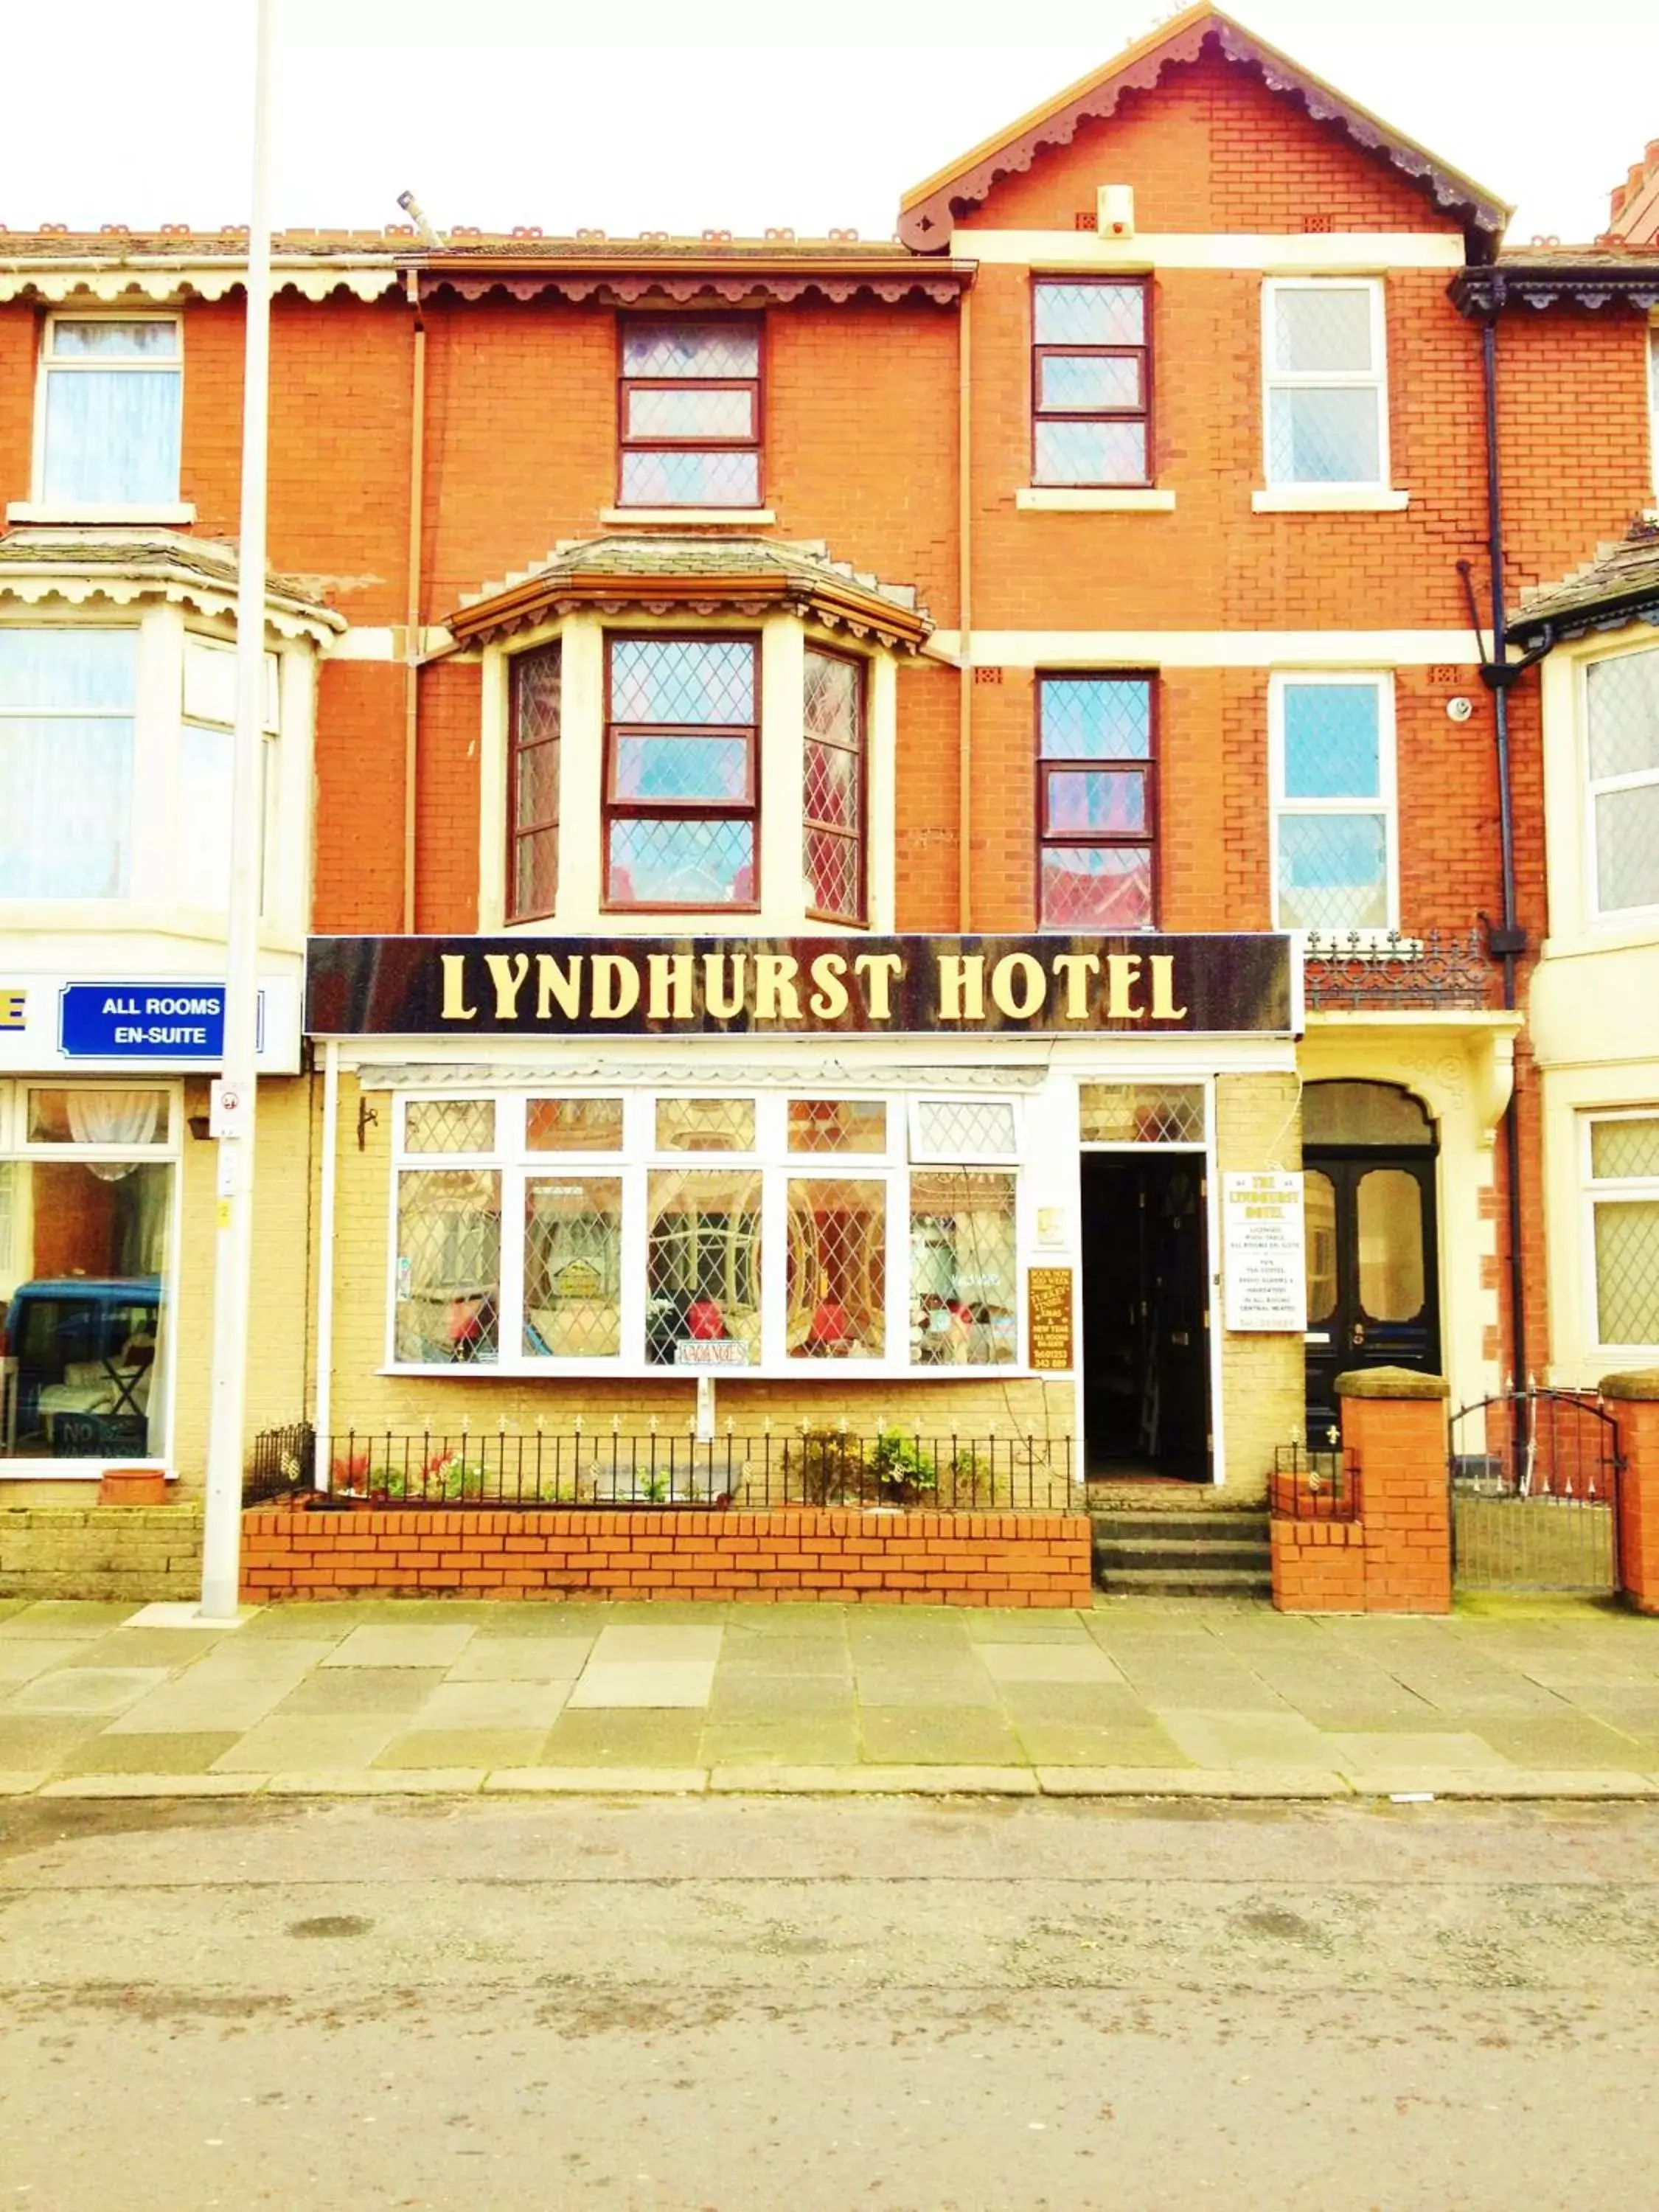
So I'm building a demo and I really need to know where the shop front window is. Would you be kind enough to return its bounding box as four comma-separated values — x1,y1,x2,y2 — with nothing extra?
0,1083,175,1465
386,1090,1024,1374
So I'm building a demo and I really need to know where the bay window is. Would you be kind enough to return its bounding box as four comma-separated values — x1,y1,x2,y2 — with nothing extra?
178,637,280,911
37,316,182,509
388,1090,1023,1373
507,641,561,925
605,636,759,908
803,647,866,923
0,1082,176,1467
1585,647,1659,917
0,628,135,898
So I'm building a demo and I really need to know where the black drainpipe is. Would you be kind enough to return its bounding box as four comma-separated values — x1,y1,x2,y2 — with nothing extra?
1472,305,1531,1403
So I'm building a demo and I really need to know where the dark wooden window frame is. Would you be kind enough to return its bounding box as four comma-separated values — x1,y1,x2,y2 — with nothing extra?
616,314,765,510
1030,275,1152,490
803,644,868,928
1034,670,1159,930
602,632,762,915
507,639,561,925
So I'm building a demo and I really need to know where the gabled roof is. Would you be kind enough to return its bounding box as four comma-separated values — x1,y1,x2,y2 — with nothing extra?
897,3,1509,254
1509,522,1659,646
0,528,345,642
1607,139,1659,245
445,536,933,653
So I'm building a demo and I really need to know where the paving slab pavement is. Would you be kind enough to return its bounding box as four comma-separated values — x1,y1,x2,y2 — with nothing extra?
2,1591,1659,1797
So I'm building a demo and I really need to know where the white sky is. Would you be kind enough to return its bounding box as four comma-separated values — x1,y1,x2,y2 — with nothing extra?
1,0,1652,248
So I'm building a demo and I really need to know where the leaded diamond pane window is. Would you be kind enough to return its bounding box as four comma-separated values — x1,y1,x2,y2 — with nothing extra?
619,316,762,509
606,638,758,909
1273,676,1394,932
527,1098,624,1152
908,1169,1018,1367
508,642,560,922
1592,1118,1659,1180
1037,674,1155,928
1263,280,1388,488
645,1167,762,1366
803,648,865,922
1032,277,1150,489
787,1099,887,1154
910,1099,1017,1160
394,1169,501,1364
1587,650,1659,915
787,1178,885,1358
655,1097,757,1152
404,1099,496,1154
1593,1203,1659,1346
524,1177,622,1357
1079,1083,1206,1145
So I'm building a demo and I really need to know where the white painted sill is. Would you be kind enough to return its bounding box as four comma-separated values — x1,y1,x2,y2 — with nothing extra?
6,501,198,525
1251,487,1410,513
1016,487,1176,512
0,1462,175,1484
598,507,776,527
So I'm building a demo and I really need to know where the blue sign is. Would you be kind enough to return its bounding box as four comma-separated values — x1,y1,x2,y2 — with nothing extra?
58,984,263,1060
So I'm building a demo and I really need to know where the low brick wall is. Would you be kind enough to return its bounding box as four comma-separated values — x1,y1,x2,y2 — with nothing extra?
241,1506,1093,1607
1270,1519,1367,1611
0,1504,204,1601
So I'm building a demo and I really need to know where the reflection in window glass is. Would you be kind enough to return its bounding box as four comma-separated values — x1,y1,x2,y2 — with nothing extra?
908,1170,1018,1367
1304,1170,1338,1325
394,1169,501,1363
527,1098,624,1152
655,1097,755,1152
911,1099,1017,1159
524,1178,622,1357
1355,1168,1425,1323
787,1099,886,1154
404,1099,495,1154
787,1179,884,1359
646,1168,762,1367
0,1150,172,1461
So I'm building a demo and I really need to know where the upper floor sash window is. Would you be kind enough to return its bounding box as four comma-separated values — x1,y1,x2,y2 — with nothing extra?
38,316,182,508
619,319,762,509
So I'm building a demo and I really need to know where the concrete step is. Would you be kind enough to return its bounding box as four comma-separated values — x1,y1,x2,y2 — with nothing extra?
1089,1512,1270,1544
1089,1509,1273,1597
1093,1538,1270,1574
1096,1568,1275,1599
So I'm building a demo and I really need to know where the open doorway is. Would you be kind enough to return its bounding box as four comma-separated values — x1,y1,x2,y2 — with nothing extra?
1080,1153,1210,1480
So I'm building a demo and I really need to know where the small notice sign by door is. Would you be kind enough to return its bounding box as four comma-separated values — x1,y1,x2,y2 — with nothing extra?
1222,1172,1307,1333
1027,1267,1074,1371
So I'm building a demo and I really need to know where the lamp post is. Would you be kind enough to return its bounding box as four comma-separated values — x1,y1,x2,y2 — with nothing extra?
199,0,274,1621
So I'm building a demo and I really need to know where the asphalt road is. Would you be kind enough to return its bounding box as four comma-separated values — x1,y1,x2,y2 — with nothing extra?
2,1792,1657,2211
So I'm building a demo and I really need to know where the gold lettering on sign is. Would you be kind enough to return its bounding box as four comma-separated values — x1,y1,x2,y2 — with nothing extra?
536,955,582,1020
1106,953,1145,1020
990,952,1046,1020
1049,953,1100,1021
440,954,477,1022
753,953,801,1021
853,953,903,1021
647,952,695,1021
936,954,985,1022
1150,955,1187,1021
590,954,640,1020
703,953,748,1020
1026,1266,1074,1371
807,953,849,1020
484,951,530,1020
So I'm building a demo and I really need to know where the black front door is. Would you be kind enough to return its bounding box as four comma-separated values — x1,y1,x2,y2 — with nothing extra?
1303,1152,1441,1448
1081,1154,1209,1478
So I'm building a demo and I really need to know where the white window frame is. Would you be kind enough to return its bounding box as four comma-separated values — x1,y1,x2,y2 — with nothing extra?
1582,1108,1659,1354
0,1078,182,1481
178,636,282,917
26,313,188,521
1261,278,1390,492
384,1087,1026,1378
1267,670,1399,937
1583,643,1659,925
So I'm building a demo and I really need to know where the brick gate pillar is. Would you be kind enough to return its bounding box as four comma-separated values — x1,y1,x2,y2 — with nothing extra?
1599,1371,1659,1615
1337,1368,1452,1615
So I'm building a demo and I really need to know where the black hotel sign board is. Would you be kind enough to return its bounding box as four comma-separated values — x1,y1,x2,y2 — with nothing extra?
305,933,1295,1040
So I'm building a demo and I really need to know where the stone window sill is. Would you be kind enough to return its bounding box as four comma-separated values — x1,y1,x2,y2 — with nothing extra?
1016,487,1176,512
6,501,198,525
598,507,776,526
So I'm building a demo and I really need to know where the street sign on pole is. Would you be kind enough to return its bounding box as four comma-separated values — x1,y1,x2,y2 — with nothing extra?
199,0,273,1622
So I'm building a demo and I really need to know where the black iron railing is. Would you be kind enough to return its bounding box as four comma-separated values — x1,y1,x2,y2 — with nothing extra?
1448,1388,1621,1593
246,1424,1077,1514
1270,1441,1361,1523
1303,927,1495,1012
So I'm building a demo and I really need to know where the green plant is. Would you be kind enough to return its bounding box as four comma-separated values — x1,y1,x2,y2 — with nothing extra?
866,1429,937,1497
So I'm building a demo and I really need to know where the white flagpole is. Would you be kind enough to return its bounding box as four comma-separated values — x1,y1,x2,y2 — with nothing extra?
199,0,274,1619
